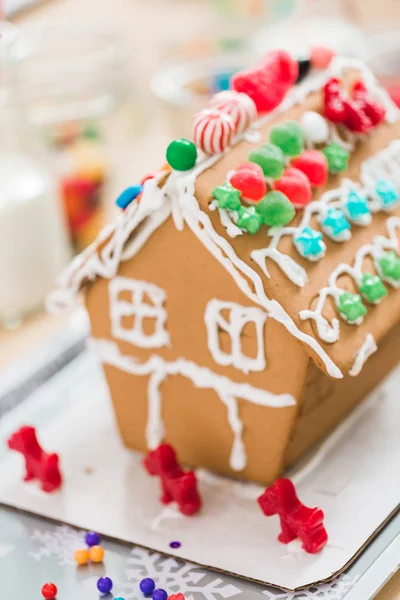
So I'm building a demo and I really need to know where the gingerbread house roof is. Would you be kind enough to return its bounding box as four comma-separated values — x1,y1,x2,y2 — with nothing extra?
47,57,400,380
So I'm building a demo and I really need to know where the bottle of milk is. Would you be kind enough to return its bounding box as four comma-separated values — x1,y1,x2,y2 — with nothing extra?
0,24,71,329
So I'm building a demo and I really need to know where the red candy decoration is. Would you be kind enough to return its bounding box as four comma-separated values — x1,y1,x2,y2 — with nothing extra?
310,46,336,70
41,582,58,599
291,150,328,187
144,444,202,516
274,167,312,209
231,50,298,114
168,594,186,600
323,77,386,133
230,163,267,202
8,426,62,493
258,478,328,554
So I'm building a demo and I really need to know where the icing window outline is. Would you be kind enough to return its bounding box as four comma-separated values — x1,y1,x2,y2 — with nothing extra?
109,277,170,349
205,299,267,373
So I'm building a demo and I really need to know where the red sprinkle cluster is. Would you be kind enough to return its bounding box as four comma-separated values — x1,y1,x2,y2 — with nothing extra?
324,77,386,133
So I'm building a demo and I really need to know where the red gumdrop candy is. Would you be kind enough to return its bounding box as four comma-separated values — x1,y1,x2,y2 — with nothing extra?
231,50,298,114
291,150,328,187
274,167,312,209
230,163,267,202
310,46,336,69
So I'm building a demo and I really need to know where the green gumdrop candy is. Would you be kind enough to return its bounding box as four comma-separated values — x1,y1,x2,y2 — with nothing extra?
255,191,295,227
269,121,304,157
166,138,198,171
322,143,349,173
248,143,285,179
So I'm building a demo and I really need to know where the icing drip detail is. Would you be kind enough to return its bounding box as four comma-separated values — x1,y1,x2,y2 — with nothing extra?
90,338,296,472
109,277,170,349
205,299,267,374
300,216,400,343
349,333,377,376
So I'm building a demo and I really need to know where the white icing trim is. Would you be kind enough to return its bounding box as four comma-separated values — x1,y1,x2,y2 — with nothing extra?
349,333,377,377
300,216,400,343
48,57,398,378
91,338,296,472
205,299,267,374
109,277,170,349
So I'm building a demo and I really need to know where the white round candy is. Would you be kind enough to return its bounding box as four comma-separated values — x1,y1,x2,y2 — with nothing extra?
300,111,330,145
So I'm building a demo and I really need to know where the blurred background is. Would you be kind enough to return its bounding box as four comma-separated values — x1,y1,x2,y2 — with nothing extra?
0,0,399,367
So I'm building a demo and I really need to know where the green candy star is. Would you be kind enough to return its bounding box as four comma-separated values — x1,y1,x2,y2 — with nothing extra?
236,206,262,234
378,251,400,284
212,182,241,211
322,143,349,173
337,292,367,323
359,272,388,303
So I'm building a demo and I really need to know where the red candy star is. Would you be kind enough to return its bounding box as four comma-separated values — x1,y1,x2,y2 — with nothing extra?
230,163,266,202
231,50,298,114
291,150,328,187
258,478,328,554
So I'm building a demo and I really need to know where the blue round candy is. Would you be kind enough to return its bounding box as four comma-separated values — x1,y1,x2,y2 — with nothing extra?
139,578,156,594
115,185,143,209
152,589,168,600
85,531,101,547
113,597,125,600
97,577,113,594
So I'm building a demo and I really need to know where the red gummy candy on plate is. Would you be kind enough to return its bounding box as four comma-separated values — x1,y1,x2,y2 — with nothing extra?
231,50,298,114
274,167,312,209
291,150,328,187
230,162,266,202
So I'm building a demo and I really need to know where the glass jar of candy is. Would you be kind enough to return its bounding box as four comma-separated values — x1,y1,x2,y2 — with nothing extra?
0,23,71,328
16,24,130,253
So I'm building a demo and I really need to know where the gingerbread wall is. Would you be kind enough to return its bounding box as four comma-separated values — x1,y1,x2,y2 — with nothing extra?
86,213,310,485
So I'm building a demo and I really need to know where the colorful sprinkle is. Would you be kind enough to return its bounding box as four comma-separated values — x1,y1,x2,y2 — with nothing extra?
89,544,105,563
337,292,367,323
139,578,156,594
74,548,89,565
152,590,168,600
115,186,143,209
359,273,388,304
41,583,58,599
97,577,113,594
166,139,197,171
168,594,186,600
169,541,182,549
85,531,101,547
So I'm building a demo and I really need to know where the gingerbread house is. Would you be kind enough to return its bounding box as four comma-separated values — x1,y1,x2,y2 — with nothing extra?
48,53,400,486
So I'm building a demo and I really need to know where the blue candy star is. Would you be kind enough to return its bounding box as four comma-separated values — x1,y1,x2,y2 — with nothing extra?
322,208,351,240
294,227,326,260
375,179,399,209
345,190,371,223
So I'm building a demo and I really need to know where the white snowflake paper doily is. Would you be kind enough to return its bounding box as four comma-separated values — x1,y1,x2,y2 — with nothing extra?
262,574,360,599
29,525,85,565
121,547,242,600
